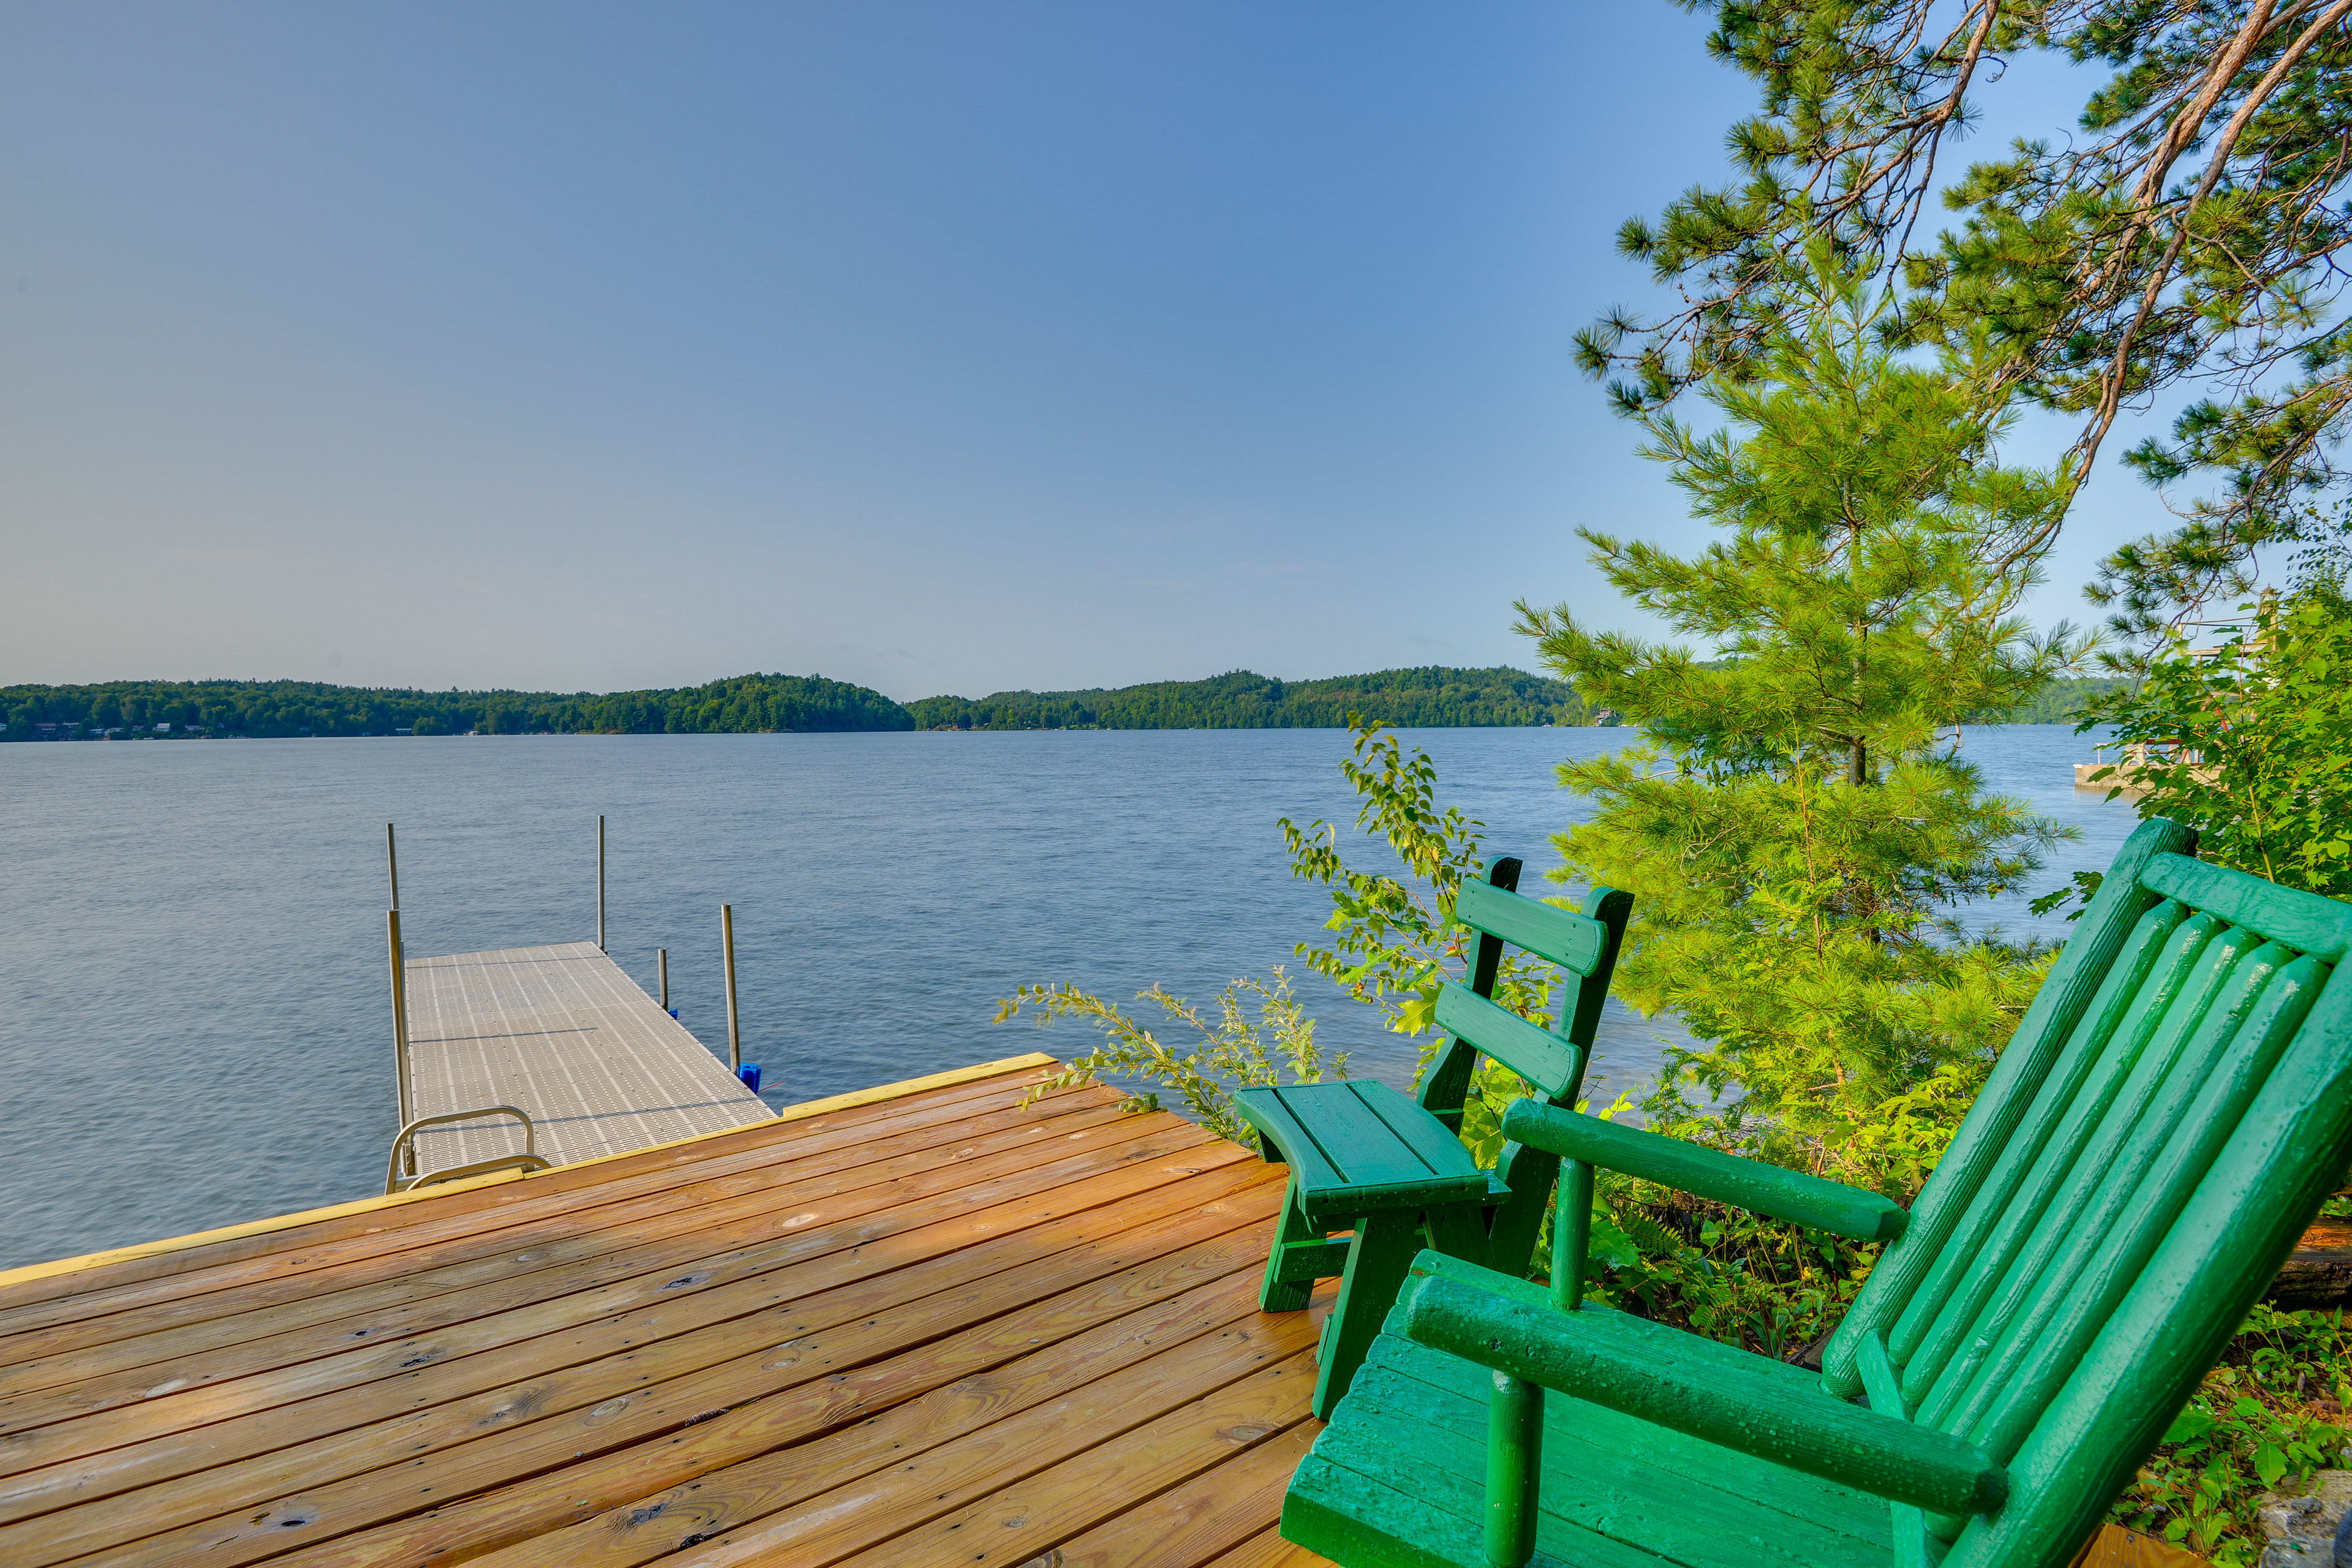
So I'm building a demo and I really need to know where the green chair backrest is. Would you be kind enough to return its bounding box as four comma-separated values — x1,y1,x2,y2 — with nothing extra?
1822,818,2352,1568
1427,858,1633,1106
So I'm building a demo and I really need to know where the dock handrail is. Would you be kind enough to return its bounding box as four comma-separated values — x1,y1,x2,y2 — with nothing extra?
385,1105,550,1194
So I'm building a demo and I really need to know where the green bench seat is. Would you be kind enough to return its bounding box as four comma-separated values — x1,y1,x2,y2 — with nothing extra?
1289,1302,1904,1568
1280,818,2352,1568
1233,857,1632,1419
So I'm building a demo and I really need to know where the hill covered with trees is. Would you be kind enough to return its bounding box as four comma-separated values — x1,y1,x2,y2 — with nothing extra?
2,663,2122,742
1,673,913,739
905,666,1586,730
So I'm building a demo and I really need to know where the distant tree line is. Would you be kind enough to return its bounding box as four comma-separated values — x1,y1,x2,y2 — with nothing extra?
1,665,2128,742
903,667,1590,731
0,673,914,739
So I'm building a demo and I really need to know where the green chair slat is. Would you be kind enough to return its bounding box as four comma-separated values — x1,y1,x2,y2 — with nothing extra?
1432,982,1585,1102
1453,876,1608,974
1895,913,2260,1404
1823,818,2199,1395
1286,818,2352,1568
1882,898,2203,1376
1947,971,2352,1568
1951,952,2328,1460
2141,850,2352,961
1362,1080,1496,1178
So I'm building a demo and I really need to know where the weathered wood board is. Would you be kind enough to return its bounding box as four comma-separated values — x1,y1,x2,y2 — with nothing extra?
0,1055,1339,1568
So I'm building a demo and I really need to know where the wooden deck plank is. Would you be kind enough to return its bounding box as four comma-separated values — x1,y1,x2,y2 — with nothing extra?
23,1179,1285,1567
809,1348,1321,1568
639,1314,1320,1568
0,1162,1275,1537
0,1110,1208,1425
0,1081,1117,1370
0,1059,1057,1325
1200,1526,1341,1568
0,1058,1335,1568
329,1258,1310,1568
401,942,769,1173
1047,1420,1322,1567
0,1095,1140,1401
0,1120,1237,1474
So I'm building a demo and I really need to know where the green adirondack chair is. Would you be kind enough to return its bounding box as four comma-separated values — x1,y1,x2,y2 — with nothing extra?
1281,818,2352,1568
1234,857,1632,1419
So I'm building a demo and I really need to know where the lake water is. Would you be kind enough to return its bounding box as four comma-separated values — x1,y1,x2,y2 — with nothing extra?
0,724,2132,1269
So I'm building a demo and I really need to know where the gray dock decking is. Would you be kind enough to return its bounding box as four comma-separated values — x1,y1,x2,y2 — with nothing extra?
402,940,772,1177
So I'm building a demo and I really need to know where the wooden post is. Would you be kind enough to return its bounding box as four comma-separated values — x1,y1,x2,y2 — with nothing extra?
385,823,399,911
388,908,414,1175
721,904,742,1072
596,815,606,951
658,947,669,1011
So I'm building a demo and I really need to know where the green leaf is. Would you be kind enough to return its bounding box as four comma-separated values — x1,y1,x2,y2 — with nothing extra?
2162,1409,2217,1446
2255,1442,2288,1488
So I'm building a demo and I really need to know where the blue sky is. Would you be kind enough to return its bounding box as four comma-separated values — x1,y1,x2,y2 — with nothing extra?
4,3,2166,701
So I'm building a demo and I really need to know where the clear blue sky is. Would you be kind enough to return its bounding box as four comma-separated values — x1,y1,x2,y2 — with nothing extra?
3,3,2160,701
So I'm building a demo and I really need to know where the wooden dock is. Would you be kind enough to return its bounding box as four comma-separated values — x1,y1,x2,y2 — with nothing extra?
402,941,771,1178
0,1054,1338,1567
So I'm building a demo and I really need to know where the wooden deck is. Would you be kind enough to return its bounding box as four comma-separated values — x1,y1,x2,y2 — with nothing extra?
0,1053,1338,1567
402,941,771,1177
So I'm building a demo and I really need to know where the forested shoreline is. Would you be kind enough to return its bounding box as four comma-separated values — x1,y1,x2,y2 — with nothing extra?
0,674,913,739
905,666,1586,729
2,663,2120,741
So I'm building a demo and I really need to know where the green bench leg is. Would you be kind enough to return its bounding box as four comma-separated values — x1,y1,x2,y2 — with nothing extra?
1313,1207,1428,1420
1259,1180,1320,1313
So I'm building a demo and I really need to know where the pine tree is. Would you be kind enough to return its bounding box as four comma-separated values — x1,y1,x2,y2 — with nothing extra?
1523,255,2076,1142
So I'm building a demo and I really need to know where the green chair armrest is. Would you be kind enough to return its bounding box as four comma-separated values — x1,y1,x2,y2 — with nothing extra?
1500,1098,1907,1243
1396,1264,2007,1518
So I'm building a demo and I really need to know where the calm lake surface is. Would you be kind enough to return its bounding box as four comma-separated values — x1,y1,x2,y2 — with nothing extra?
0,724,2132,1269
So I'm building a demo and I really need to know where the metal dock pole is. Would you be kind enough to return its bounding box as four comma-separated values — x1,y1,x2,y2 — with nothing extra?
721,904,742,1072
388,908,414,1174
385,823,399,911
658,947,669,1011
596,815,606,951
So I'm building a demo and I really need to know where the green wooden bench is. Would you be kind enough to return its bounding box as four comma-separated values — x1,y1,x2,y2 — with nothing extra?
1234,858,1632,1419
1280,818,2352,1568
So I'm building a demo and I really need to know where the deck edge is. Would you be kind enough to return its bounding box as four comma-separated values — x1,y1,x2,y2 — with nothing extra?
0,1051,1062,1294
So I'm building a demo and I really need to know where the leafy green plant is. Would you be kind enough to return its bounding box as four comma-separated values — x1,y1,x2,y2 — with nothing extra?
1279,717,1560,1045
996,968,1340,1145
2090,592,2352,901
2109,1306,2352,1564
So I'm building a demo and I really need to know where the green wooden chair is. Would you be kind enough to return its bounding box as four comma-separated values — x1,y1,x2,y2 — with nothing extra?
1234,857,1632,1419
1280,818,2352,1568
